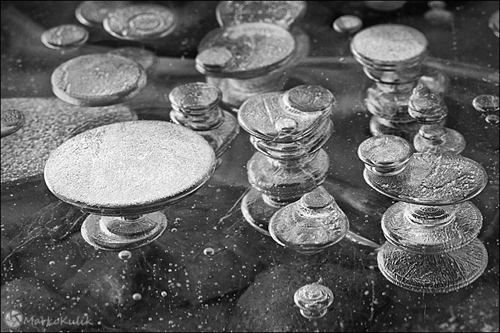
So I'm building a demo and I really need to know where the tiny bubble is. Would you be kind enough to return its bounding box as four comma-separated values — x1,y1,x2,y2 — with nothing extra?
333,15,362,34
485,114,499,124
118,250,132,260
203,247,215,256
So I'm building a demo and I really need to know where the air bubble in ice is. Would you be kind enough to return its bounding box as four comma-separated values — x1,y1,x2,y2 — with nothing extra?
485,114,499,124
203,247,215,256
118,250,132,260
472,95,499,113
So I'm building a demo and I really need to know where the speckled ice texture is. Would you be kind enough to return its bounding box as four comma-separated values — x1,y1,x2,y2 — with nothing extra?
1,97,136,185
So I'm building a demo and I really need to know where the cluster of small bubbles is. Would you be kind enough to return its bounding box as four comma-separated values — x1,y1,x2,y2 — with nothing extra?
132,293,142,301
118,250,132,260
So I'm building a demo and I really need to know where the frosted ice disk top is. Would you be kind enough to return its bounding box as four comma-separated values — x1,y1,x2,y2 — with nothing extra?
44,121,216,216
351,24,427,68
51,54,147,107
169,82,222,112
238,85,334,142
216,1,307,29
196,22,295,79
75,1,131,28
41,24,89,50
358,135,488,205
358,135,413,175
103,4,177,40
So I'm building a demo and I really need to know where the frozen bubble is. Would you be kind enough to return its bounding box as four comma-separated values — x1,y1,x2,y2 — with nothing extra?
377,239,488,293
333,15,363,34
49,261,55,265
358,135,413,174
424,8,454,24
414,126,466,155
485,114,499,124
366,152,488,205
351,24,427,65
196,48,233,71
408,83,448,123
51,53,147,107
1,109,24,138
108,47,158,74
472,95,499,113
161,291,167,297
118,250,132,260
408,84,465,154
168,82,238,157
75,1,131,28
382,201,482,253
489,10,499,38
294,283,334,319
44,121,216,216
81,213,168,251
238,85,333,142
285,85,335,113
197,22,295,78
41,24,89,50
364,1,407,12
419,66,450,95
203,247,215,256
216,1,307,29
103,4,177,40
169,82,222,111
428,1,446,9
132,293,142,301
269,187,349,255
